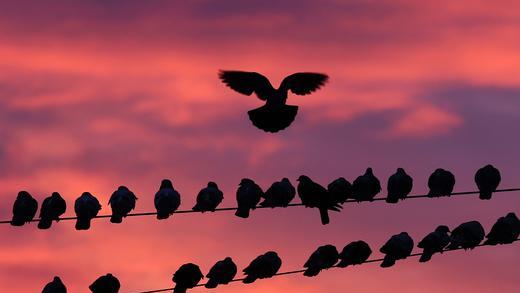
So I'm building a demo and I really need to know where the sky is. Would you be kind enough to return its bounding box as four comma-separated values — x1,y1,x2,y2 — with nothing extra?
0,0,519,292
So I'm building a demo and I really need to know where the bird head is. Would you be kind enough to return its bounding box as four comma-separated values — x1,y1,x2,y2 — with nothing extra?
160,179,173,189
297,175,311,183
506,212,518,220
265,251,278,258
396,168,405,174
51,192,61,198
435,225,450,234
118,186,129,191
53,276,62,283
240,178,255,186
17,191,31,199
365,168,373,175
207,181,219,188
281,178,291,183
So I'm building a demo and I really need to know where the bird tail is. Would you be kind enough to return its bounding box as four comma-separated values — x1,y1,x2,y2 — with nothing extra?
235,207,250,218
110,214,123,224
156,211,170,220
479,191,492,200
303,267,321,277
10,216,26,226
75,218,91,230
205,279,219,289
242,275,257,284
247,104,298,133
419,251,433,262
319,207,330,225
173,285,187,293
381,255,396,268
37,218,53,229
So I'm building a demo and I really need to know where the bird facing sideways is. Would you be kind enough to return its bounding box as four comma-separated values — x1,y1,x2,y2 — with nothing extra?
38,192,66,229
484,213,520,245
42,276,67,293
380,232,414,268
172,263,204,293
260,178,296,208
205,257,238,289
448,221,485,250
89,274,120,293
192,182,224,212
243,251,282,284
417,225,450,262
235,178,263,218
337,240,372,268
303,245,339,277
297,175,342,225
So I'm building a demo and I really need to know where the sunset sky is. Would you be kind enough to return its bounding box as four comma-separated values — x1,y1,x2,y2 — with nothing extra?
0,0,519,292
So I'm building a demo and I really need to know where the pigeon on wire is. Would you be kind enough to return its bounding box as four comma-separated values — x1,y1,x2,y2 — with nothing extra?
89,274,120,293
386,168,413,203
474,164,501,200
219,70,328,132
417,225,450,262
205,257,238,289
260,178,295,208
297,175,342,225
380,232,414,268
303,245,339,277
484,213,520,245
327,177,352,205
447,221,485,250
42,276,67,293
172,263,204,293
38,192,67,229
154,179,181,220
10,191,38,226
109,186,137,223
352,168,381,202
235,178,263,218
337,240,372,268
427,168,455,197
243,251,282,284
192,182,224,212
74,192,101,230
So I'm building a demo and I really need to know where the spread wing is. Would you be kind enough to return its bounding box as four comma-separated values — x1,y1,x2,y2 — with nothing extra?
280,72,328,95
219,70,275,101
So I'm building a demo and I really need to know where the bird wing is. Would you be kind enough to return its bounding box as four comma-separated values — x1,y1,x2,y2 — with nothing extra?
219,70,275,101
280,73,328,95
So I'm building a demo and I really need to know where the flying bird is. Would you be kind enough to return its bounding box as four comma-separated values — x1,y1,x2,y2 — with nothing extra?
297,175,342,225
38,192,66,230
337,240,372,268
235,178,263,218
327,177,352,205
89,274,120,293
474,164,501,200
219,70,328,132
74,192,101,230
448,221,485,250
386,168,413,203
243,251,282,284
303,245,339,277
417,225,450,262
42,276,67,293
154,179,181,220
352,168,381,202
484,213,520,245
109,186,137,223
427,168,455,197
172,263,204,293
260,178,296,208
380,232,414,268
11,191,38,226
205,257,238,289
192,182,224,212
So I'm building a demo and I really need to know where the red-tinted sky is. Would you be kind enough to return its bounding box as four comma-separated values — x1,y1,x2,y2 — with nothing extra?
0,0,519,292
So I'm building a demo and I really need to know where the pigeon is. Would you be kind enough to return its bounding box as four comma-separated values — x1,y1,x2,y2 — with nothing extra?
337,240,372,268
42,276,67,293
89,274,120,293
154,179,181,220
417,225,450,262
427,168,455,197
235,178,263,218
260,178,296,208
192,182,224,212
219,70,328,132
205,257,238,289
297,175,342,225
352,168,381,202
386,168,413,203
327,177,352,205
243,251,282,284
109,186,137,223
74,192,101,230
484,213,520,245
474,164,501,200
380,232,414,268
38,192,67,229
447,221,485,250
303,245,339,277
172,263,204,293
11,191,38,226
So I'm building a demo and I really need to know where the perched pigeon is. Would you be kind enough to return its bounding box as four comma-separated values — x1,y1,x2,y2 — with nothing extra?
386,168,413,203
219,70,328,132
352,168,381,202
154,179,181,220
380,232,414,268
448,221,485,250
109,186,137,223
172,263,204,293
11,191,38,226
235,178,263,218
38,192,67,230
42,276,67,293
484,213,520,245
243,251,282,284
337,240,372,268
260,178,296,208
303,245,339,277
89,274,120,293
205,257,238,289
297,175,342,225
74,192,101,230
327,177,352,205
428,168,455,197
417,225,450,262
192,182,224,212
474,164,501,200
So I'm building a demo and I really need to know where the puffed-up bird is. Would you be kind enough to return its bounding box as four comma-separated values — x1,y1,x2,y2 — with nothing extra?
327,177,352,205
219,70,328,132
205,257,238,289
243,251,282,284
11,191,38,226
386,168,413,203
89,274,120,293
235,178,263,218
297,175,342,225
380,232,414,268
154,179,181,220
448,221,485,250
192,182,224,212
109,186,137,223
417,225,450,262
337,240,372,268
260,178,296,208
42,276,67,293
474,164,501,200
484,213,520,245
352,168,381,202
427,168,455,197
74,192,101,230
303,245,339,277
38,192,66,229
172,263,204,293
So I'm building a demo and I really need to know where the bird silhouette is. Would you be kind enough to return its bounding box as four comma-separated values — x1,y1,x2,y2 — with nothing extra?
297,175,342,225
235,178,263,218
448,221,485,250
327,177,352,205
219,70,328,132
109,186,137,223
74,192,101,230
89,274,120,293
303,245,339,277
484,213,520,245
352,168,381,202
154,179,181,220
474,164,501,200
337,240,372,268
38,192,66,229
243,251,282,284
386,168,413,203
172,263,204,293
192,182,224,212
417,225,450,262
260,178,296,208
205,257,238,289
42,276,67,293
11,191,38,226
380,232,414,268
427,168,455,197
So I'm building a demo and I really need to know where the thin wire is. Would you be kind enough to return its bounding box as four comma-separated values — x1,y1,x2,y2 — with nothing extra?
1,188,519,225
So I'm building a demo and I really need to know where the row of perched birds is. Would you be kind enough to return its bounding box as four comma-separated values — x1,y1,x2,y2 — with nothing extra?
41,212,519,292
9,164,502,228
